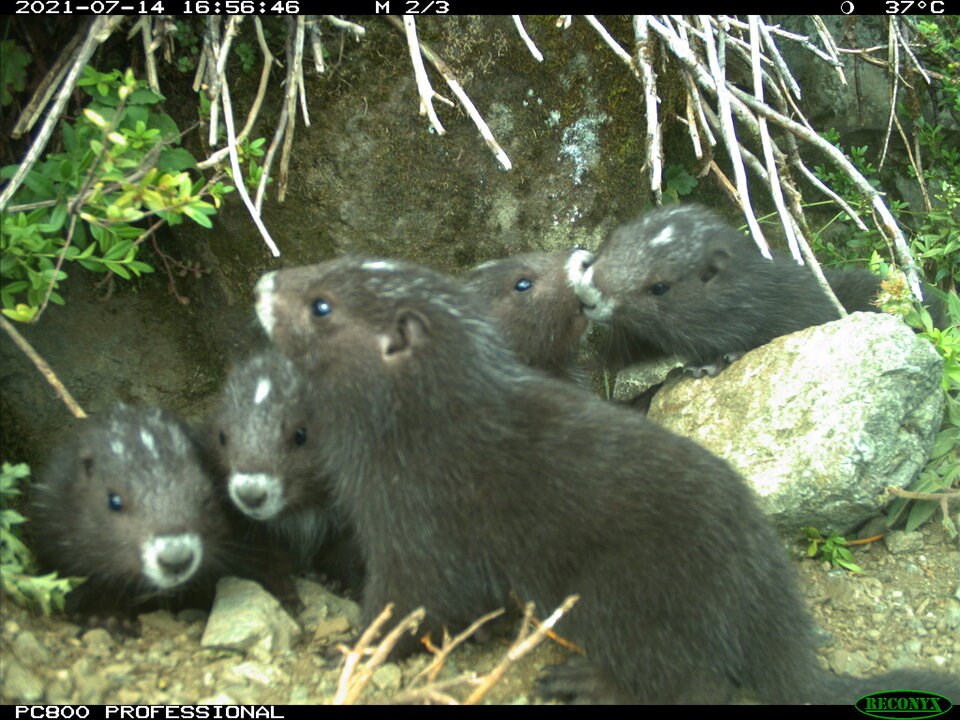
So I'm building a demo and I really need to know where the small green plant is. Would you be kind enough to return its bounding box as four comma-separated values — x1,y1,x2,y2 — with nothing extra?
662,164,697,204
801,527,863,573
1,66,234,322
0,462,79,614
0,40,31,108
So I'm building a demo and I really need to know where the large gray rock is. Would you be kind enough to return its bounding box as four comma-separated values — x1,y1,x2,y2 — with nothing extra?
646,312,944,535
201,578,302,661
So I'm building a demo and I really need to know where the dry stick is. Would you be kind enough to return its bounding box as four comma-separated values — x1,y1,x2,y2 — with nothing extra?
584,16,662,199
748,16,800,262
648,17,925,300
384,16,512,172
888,487,959,503
673,21,716,150
723,15,841,67
512,16,544,62
192,30,208,93
415,608,506,684
893,18,931,85
203,16,244,147
334,606,428,705
131,17,160,94
878,17,900,171
204,17,222,147
635,15,663,203
789,152,869,233
305,16,325,74
324,15,366,38
464,595,580,705
11,31,83,139
1,317,87,419
810,16,846,84
0,17,124,213
727,84,925,300
256,102,288,213
197,17,276,172
333,604,397,705
220,81,281,257
278,20,302,202
294,17,311,128
403,16,446,135
697,14,769,257
755,19,802,100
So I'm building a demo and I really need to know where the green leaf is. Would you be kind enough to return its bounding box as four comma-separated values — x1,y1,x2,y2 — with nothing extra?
182,204,214,228
157,147,197,173
104,261,130,279
102,240,133,261
129,261,155,274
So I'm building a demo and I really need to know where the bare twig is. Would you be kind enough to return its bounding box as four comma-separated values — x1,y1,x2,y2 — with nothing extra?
324,15,366,39
464,595,579,705
878,17,900,170
0,317,87,419
698,15,769,256
414,608,506,685
0,17,125,212
385,16,512,171
220,81,281,257
333,604,427,705
810,16,847,84
306,16,325,74
635,16,662,202
196,17,276,171
278,18,303,202
10,30,83,139
512,15,544,62
403,16,446,135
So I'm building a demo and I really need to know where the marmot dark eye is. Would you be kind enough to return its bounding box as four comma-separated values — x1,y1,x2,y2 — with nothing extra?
218,430,227,447
514,278,533,292
650,282,670,296
312,299,332,317
294,427,307,446
108,492,124,512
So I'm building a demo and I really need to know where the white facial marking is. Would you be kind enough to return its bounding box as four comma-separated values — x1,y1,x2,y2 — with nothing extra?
141,533,203,589
254,377,272,405
649,227,674,247
565,249,594,287
228,473,286,520
255,272,276,338
139,429,159,459
110,440,125,456
362,260,400,271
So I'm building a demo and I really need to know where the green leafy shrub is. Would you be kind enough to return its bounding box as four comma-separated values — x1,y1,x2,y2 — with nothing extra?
0,40,31,108
802,527,863,573
0,462,78,614
1,66,233,322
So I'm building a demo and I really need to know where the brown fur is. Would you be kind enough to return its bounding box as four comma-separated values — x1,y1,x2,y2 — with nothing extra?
253,257,959,703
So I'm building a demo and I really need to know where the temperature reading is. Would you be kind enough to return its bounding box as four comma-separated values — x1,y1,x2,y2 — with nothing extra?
885,0,945,11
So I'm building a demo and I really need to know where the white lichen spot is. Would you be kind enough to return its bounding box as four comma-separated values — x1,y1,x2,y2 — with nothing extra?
558,113,609,186
110,440,125,457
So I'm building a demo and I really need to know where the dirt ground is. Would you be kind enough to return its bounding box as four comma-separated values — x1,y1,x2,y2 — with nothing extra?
1,519,957,706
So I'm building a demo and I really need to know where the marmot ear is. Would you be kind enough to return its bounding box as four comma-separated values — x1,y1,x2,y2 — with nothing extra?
700,246,734,283
380,309,431,361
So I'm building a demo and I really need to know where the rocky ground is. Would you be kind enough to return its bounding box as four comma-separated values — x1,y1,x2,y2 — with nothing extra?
1,520,958,706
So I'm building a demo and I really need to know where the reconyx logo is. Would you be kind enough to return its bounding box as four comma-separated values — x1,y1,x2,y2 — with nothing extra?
856,690,953,719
